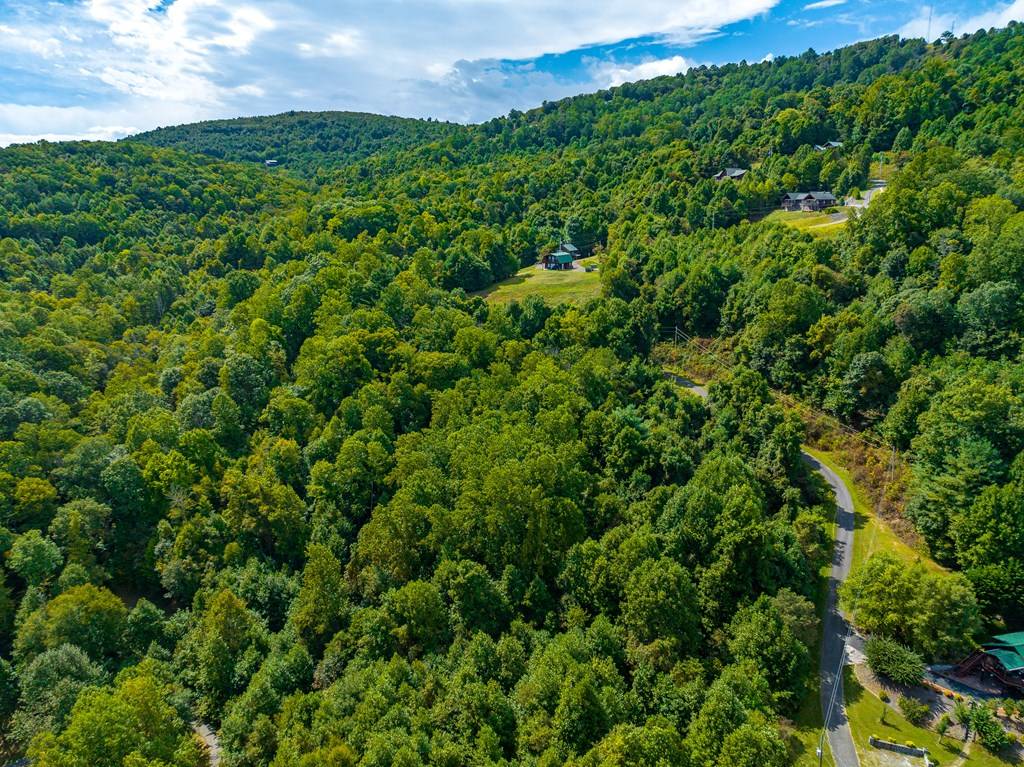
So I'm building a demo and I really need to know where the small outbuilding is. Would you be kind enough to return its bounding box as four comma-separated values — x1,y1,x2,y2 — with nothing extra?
814,141,844,152
713,167,748,181
781,191,837,212
542,242,578,270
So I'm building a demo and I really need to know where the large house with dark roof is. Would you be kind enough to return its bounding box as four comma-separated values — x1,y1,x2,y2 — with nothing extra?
954,632,1024,692
781,191,837,212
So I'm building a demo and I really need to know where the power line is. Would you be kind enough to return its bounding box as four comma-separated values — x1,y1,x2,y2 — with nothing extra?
819,621,853,766
661,326,892,450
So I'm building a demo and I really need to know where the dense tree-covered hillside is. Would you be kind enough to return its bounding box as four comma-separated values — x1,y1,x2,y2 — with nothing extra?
131,111,464,178
1,23,1023,767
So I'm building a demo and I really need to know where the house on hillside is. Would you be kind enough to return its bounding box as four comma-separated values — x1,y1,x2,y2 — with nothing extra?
781,191,837,212
542,242,577,270
713,167,748,181
953,632,1024,692
814,141,844,152
264,159,279,167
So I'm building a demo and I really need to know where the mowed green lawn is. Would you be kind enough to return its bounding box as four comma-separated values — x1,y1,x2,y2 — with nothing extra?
844,669,1018,767
764,209,848,237
479,256,601,304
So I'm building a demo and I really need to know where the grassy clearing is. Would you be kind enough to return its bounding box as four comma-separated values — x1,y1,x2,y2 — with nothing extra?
845,668,1017,767
479,256,601,305
802,447,943,573
763,209,848,237
808,220,849,237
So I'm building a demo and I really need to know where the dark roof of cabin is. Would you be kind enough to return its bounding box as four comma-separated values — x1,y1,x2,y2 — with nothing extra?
784,191,836,200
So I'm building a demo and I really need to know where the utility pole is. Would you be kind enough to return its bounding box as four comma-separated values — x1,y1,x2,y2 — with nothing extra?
927,5,933,42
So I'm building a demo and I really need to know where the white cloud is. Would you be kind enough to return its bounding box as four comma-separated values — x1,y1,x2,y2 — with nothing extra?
80,0,275,102
591,55,692,88
900,1,1024,39
804,0,846,10
898,7,955,38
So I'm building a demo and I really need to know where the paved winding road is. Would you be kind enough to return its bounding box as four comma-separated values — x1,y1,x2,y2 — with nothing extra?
806,454,860,767
664,372,859,766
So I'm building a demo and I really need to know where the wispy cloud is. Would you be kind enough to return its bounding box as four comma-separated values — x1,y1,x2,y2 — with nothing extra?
804,0,847,10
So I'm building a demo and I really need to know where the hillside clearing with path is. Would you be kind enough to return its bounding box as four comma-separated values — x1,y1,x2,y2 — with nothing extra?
478,256,601,304
764,209,849,237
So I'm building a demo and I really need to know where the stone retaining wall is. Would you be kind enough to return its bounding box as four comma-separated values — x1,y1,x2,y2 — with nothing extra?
869,735,928,757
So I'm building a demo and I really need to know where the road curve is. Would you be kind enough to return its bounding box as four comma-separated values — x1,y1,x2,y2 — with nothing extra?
663,371,859,766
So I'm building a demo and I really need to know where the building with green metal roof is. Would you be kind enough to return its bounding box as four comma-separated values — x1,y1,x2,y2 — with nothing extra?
955,632,1024,692
983,633,1024,670
541,242,577,270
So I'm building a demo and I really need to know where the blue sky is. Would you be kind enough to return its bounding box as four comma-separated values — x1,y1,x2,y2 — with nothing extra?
0,0,1022,145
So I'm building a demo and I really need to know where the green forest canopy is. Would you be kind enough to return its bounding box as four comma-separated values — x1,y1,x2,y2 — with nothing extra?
0,23,1023,767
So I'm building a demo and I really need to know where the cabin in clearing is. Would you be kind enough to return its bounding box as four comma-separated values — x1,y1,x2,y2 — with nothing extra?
542,242,578,270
